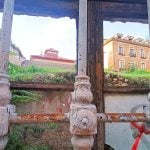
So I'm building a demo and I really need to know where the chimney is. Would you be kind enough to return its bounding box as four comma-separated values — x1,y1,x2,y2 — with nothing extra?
113,33,123,39
124,36,134,41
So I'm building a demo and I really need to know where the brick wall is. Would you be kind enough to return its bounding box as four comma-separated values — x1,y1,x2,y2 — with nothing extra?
104,38,150,71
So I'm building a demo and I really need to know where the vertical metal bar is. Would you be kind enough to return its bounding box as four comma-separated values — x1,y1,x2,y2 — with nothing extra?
0,0,14,74
0,0,14,149
70,0,97,150
78,0,87,76
147,0,150,38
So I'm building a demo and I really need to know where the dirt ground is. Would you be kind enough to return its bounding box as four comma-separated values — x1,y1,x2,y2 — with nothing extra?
8,123,114,150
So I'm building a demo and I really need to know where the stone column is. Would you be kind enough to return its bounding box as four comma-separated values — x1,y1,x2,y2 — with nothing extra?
0,0,14,149
70,0,97,149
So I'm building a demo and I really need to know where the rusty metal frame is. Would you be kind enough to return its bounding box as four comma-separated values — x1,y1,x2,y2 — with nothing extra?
9,112,150,124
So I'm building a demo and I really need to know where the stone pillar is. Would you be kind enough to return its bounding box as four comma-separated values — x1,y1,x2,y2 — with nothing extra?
70,0,97,149
0,0,14,149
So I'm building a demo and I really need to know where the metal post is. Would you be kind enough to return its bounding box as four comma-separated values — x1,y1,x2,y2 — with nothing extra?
70,0,97,149
77,0,87,76
147,0,150,38
0,0,14,149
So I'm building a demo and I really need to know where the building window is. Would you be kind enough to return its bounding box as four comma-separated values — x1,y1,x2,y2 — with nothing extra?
129,62,136,69
140,49,146,58
141,63,146,70
119,60,125,69
118,46,124,56
129,48,136,57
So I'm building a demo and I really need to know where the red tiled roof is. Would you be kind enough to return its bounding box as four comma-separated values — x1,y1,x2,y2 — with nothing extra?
30,55,75,63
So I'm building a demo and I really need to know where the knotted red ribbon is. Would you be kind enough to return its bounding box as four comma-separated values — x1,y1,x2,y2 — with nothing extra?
131,122,150,150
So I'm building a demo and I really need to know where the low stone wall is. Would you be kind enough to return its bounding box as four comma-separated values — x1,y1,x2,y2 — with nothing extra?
104,73,150,87
23,59,75,71
15,91,71,114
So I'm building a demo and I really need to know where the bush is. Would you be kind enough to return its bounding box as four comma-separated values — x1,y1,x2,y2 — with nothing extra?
5,125,50,150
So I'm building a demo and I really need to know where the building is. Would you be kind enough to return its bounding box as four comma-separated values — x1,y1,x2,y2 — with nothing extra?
9,43,25,66
104,33,150,71
30,48,75,70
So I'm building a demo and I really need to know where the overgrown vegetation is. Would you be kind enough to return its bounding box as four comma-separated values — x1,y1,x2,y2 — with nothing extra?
5,124,59,150
118,69,150,79
9,63,75,83
105,68,150,79
11,90,41,104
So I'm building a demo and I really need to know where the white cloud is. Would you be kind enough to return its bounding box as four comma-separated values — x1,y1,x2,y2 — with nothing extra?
0,13,76,60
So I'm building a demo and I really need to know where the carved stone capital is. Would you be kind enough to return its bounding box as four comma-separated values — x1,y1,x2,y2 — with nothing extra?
0,107,9,136
71,135,94,150
0,74,11,106
70,104,97,135
72,76,93,104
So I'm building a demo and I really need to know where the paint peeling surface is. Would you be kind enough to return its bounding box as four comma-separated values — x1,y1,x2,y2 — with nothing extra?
97,113,148,122
9,113,69,124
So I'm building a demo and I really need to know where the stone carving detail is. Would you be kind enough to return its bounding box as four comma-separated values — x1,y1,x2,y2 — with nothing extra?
70,104,97,135
71,135,94,150
72,76,93,104
70,76,97,149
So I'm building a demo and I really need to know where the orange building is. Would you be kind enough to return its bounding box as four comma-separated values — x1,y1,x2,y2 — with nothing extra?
104,33,150,71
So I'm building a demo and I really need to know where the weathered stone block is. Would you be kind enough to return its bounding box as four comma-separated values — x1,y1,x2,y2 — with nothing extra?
72,76,93,103
71,135,94,150
0,107,9,136
70,104,97,135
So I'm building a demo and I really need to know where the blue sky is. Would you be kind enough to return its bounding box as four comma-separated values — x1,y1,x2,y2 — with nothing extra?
104,21,149,40
0,13,149,60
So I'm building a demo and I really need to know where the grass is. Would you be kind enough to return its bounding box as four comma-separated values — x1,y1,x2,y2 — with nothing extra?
8,63,150,83
105,68,150,79
8,63,76,83
5,124,57,150
118,69,150,79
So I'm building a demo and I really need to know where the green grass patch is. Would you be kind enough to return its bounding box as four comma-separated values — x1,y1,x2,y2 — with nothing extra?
118,69,150,79
105,69,150,79
8,63,75,83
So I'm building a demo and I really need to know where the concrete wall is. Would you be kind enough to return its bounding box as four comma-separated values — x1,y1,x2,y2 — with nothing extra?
105,93,150,150
15,91,71,114
14,91,150,149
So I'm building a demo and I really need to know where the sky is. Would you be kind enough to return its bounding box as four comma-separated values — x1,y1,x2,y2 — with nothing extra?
0,13,149,60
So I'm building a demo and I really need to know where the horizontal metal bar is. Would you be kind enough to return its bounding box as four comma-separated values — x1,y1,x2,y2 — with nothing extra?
9,113,69,124
9,113,150,124
97,113,148,123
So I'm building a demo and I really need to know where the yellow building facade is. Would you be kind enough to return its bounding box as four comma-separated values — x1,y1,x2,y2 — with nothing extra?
104,34,150,71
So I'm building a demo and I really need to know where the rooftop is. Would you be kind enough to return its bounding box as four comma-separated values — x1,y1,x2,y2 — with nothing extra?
30,48,75,63
104,33,150,48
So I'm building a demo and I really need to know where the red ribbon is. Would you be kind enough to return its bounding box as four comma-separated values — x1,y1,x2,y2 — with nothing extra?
131,122,150,150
